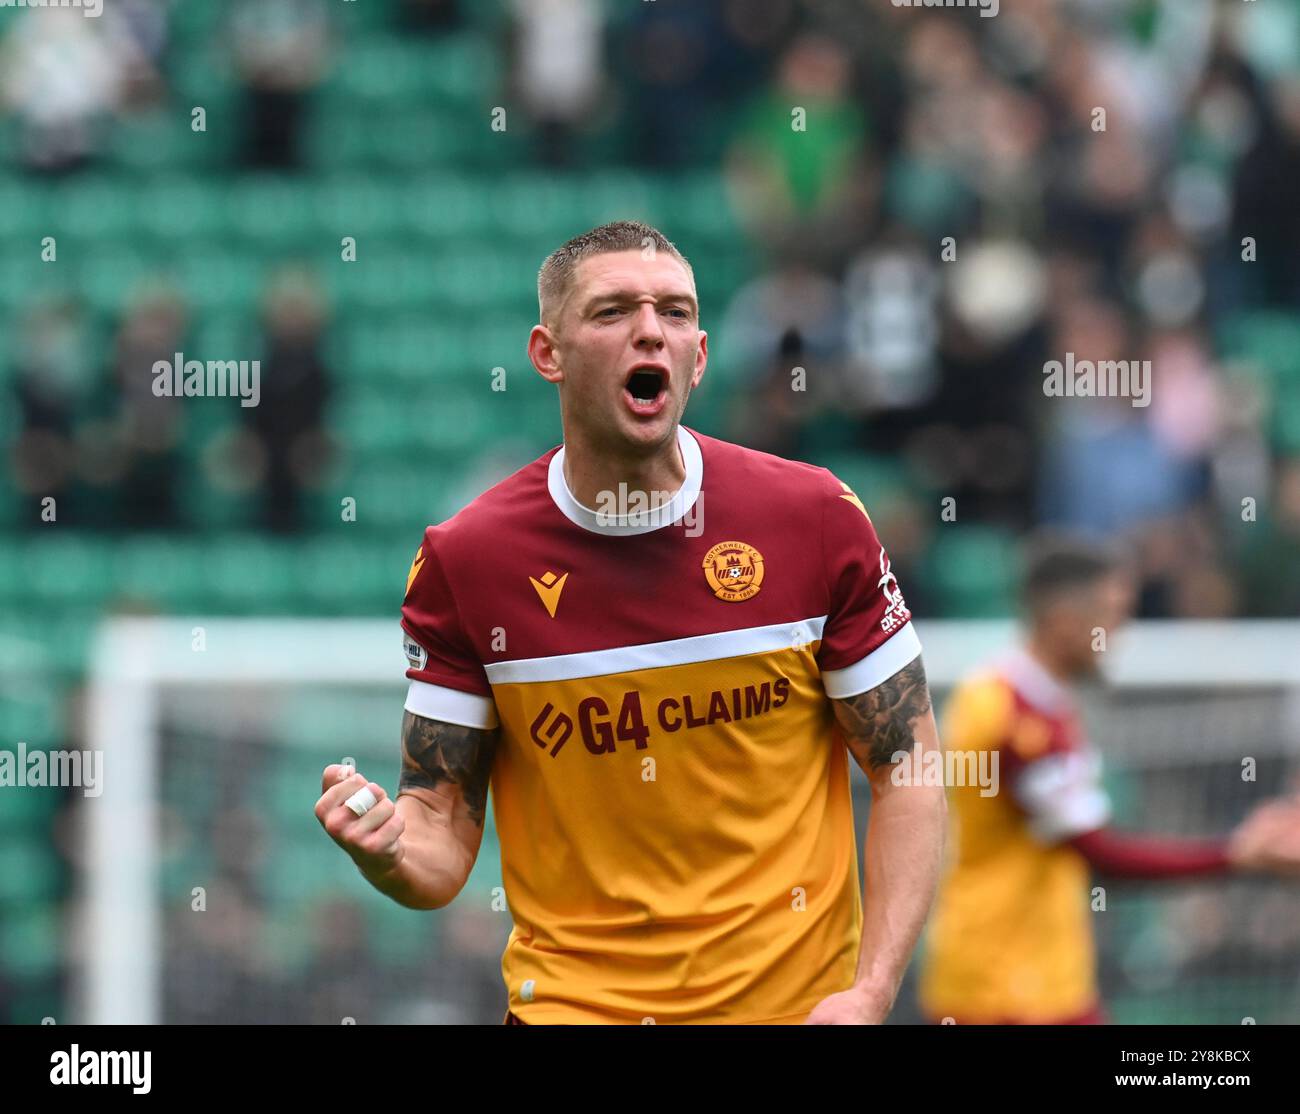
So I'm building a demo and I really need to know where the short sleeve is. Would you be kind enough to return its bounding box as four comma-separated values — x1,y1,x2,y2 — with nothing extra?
400,529,498,729
816,470,922,698
1001,714,1111,844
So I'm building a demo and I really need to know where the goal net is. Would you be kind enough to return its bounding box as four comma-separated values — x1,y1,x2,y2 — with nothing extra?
79,618,1300,1024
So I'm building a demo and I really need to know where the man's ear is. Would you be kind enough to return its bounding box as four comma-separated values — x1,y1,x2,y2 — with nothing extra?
529,323,563,385
690,330,708,390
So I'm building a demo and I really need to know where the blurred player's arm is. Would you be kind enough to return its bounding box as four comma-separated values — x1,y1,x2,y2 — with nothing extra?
314,710,499,909
1066,828,1229,878
809,656,947,1024
1009,745,1300,879
1065,809,1300,880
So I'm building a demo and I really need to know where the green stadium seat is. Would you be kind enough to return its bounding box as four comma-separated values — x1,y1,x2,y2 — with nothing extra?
225,180,318,249
191,312,253,359
332,0,401,35
425,36,501,106
167,0,223,43
1219,311,1300,387
199,538,301,612
1274,388,1300,454
0,906,60,979
0,774,57,829
25,537,109,610
328,38,426,105
177,251,264,314
0,698,59,750
110,114,199,174
0,119,16,169
49,177,137,244
0,175,45,240
1218,312,1300,451
923,526,1020,618
333,466,431,533
136,181,229,244
78,252,156,316
401,177,493,240
0,839,61,905
312,179,405,242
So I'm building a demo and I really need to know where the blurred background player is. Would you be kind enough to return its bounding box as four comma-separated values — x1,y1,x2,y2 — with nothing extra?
918,533,1300,1025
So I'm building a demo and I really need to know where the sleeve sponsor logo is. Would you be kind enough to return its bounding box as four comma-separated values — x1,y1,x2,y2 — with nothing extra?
403,632,428,672
878,548,911,633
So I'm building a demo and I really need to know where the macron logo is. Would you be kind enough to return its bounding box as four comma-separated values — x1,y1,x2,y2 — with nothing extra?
50,1045,151,1094
529,571,569,618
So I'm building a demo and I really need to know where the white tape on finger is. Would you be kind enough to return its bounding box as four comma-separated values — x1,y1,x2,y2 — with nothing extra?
344,786,378,818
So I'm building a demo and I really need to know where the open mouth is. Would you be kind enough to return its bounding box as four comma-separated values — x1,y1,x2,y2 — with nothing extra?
623,366,668,416
627,368,665,401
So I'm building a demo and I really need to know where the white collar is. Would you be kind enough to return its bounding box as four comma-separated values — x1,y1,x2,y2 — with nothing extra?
998,645,1075,714
547,424,703,536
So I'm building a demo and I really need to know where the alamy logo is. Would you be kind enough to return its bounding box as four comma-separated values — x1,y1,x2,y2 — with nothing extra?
594,484,703,536
1042,353,1151,408
0,0,103,16
0,743,102,797
891,0,999,17
50,1046,151,1094
891,736,999,797
152,352,261,408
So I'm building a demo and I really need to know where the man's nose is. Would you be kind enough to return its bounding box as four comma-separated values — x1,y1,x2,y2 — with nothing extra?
632,303,665,346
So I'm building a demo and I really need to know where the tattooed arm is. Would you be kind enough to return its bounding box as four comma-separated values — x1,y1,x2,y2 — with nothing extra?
805,656,947,1025
315,711,500,910
381,710,500,909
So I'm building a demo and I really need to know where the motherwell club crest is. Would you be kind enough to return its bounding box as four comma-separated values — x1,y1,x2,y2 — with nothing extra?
702,541,764,602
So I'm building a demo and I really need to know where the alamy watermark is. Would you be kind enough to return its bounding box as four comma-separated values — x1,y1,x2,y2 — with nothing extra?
0,742,103,797
1043,353,1151,408
594,485,703,536
0,0,103,17
891,0,999,18
891,736,999,797
50,1046,150,1094
152,352,260,408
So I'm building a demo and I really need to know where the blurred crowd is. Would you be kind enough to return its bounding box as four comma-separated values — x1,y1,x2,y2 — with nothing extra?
11,271,334,534
706,0,1300,621
3,0,1299,617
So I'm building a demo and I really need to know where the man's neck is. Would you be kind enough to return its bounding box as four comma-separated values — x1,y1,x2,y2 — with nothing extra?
561,426,686,512
1023,634,1076,687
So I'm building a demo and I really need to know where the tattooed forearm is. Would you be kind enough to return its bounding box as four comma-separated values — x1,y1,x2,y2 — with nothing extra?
399,710,499,826
832,656,932,773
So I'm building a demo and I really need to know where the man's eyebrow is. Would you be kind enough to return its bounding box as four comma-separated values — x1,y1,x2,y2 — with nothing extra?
582,289,698,313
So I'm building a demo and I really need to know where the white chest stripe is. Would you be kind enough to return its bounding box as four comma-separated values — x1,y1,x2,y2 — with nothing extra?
483,616,829,685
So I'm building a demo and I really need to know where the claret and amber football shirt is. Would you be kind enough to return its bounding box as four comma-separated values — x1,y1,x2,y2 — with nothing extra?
918,648,1113,1024
400,423,921,1024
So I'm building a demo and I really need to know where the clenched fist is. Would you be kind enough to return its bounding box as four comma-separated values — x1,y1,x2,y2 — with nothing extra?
315,764,406,878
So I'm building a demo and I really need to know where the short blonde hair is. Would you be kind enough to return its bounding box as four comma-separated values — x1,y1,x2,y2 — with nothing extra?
537,220,694,329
